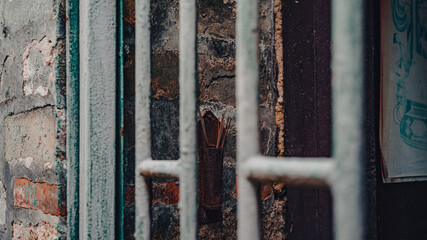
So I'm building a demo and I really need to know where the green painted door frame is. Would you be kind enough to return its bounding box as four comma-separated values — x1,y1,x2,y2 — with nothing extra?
66,0,125,238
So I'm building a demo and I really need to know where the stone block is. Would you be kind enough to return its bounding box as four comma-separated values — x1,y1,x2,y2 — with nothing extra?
4,107,56,164
1,0,54,34
22,38,56,97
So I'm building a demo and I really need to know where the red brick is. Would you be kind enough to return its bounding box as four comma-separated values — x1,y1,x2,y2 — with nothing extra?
152,181,180,205
14,178,63,216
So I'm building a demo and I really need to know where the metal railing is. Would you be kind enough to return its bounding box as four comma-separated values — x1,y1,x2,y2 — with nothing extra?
135,0,198,239
236,0,364,239
135,0,364,239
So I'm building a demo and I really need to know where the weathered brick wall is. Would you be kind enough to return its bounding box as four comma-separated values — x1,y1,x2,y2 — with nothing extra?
122,0,286,238
0,0,66,239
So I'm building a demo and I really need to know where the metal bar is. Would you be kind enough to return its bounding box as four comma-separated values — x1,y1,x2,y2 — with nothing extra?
135,0,152,238
178,0,198,238
139,160,181,178
79,0,117,238
236,0,261,238
331,0,364,239
244,157,334,185
66,0,79,238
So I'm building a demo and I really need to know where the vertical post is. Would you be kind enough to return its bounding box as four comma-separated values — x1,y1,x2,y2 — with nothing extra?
331,0,364,239
178,0,198,239
79,0,117,238
135,0,152,239
66,0,79,239
236,0,261,239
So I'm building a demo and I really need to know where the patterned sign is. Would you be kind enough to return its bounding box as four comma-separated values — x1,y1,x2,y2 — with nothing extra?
380,0,427,182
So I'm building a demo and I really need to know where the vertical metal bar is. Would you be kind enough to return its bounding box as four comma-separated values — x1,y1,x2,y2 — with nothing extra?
236,0,261,238
178,0,198,238
135,0,152,238
331,0,364,239
79,0,117,238
66,0,79,238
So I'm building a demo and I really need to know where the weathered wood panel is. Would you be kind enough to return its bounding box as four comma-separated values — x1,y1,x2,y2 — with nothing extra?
282,0,333,239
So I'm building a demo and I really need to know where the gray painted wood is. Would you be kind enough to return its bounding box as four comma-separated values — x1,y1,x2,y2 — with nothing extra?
79,0,117,238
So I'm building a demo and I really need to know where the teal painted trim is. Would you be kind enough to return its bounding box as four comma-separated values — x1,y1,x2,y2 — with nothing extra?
66,0,80,239
116,0,125,239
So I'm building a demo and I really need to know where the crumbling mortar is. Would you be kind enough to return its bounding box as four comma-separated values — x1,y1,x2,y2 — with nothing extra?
3,104,55,118
273,0,285,157
205,74,235,88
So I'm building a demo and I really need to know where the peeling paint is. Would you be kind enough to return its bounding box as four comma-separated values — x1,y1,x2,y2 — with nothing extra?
24,182,38,207
14,178,62,216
